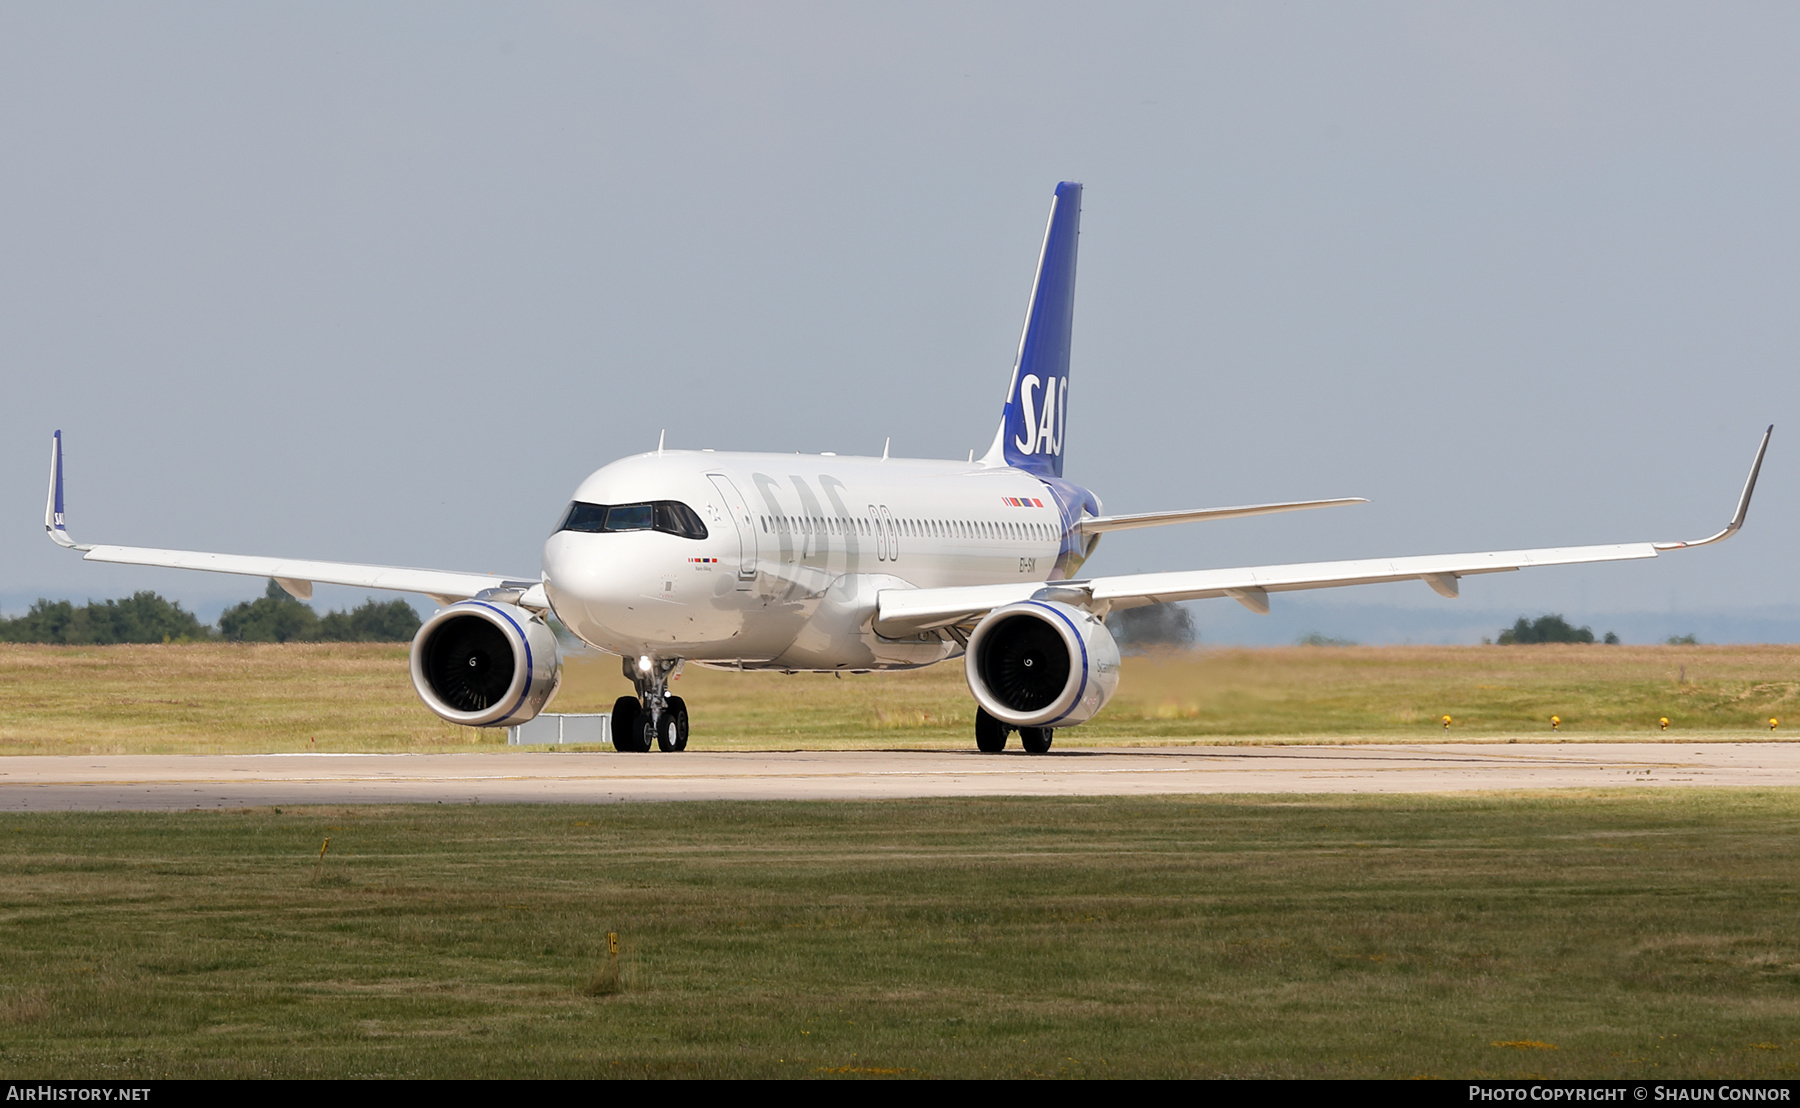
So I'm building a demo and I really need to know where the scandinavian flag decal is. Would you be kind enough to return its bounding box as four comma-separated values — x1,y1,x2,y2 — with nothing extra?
1001,497,1045,508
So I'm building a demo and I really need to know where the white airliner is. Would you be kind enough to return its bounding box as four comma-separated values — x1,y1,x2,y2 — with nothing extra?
44,182,1770,754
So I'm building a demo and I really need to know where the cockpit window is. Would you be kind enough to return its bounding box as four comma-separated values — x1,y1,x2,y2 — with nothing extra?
556,500,708,540
558,502,610,533
606,504,654,531
654,501,707,538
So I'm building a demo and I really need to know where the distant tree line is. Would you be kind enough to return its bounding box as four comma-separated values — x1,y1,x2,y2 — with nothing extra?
218,581,422,643
0,592,211,644
1495,614,1619,645
0,581,421,644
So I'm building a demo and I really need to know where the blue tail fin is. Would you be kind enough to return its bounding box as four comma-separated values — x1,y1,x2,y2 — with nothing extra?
984,181,1082,478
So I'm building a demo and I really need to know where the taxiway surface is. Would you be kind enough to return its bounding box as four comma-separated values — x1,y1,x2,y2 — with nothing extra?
1,743,1795,810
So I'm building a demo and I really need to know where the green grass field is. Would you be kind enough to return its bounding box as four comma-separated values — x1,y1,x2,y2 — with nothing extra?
3,791,1799,1078
0,642,1795,754
6,644,1800,1078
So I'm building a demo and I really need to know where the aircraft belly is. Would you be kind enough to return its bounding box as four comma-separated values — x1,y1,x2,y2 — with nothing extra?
771,572,958,670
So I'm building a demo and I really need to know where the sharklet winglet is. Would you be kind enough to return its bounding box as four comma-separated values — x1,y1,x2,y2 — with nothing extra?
44,430,88,551
1652,424,1772,550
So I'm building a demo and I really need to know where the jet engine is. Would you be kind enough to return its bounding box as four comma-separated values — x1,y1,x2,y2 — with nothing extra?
964,600,1121,728
409,600,562,727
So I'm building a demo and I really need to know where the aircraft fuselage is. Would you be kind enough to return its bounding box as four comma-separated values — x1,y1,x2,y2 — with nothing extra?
542,450,1100,671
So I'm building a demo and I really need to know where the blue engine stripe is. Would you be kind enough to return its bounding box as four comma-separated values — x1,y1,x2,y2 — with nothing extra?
1022,600,1088,727
462,600,535,725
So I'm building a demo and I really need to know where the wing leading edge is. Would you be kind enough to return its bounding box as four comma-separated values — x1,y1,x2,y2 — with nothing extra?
874,426,1773,637
43,431,543,609
1075,497,1367,534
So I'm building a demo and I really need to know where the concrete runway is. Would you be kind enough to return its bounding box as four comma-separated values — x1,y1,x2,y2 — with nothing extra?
1,742,1796,810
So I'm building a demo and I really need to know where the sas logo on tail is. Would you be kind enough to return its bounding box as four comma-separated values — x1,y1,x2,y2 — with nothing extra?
1013,374,1067,456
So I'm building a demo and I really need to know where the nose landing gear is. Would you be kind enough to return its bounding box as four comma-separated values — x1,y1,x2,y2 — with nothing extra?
611,656,689,753
657,696,690,752
610,694,646,752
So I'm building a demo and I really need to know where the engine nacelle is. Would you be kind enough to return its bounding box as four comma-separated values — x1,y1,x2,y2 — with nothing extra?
409,601,562,728
965,600,1121,728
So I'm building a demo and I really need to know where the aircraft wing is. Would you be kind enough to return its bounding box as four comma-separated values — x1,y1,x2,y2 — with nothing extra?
76,545,543,609
874,426,1771,637
874,542,1659,634
1075,497,1366,534
43,432,544,610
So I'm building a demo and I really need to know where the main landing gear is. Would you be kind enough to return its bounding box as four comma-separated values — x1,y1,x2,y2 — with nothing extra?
974,707,1054,754
611,656,689,753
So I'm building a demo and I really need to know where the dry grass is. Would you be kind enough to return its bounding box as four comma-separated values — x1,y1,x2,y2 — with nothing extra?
1103,643,1800,741
0,643,469,754
1,642,1797,754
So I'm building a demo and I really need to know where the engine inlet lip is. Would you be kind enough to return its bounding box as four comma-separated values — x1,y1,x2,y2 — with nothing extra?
977,612,1070,711
409,602,533,727
965,600,1089,728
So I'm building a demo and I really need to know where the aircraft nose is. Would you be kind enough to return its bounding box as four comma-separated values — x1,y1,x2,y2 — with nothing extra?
542,531,613,622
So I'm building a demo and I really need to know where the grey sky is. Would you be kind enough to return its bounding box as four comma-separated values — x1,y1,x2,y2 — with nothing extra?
2,3,1796,641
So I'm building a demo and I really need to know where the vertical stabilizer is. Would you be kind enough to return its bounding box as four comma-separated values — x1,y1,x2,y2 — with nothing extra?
981,181,1082,476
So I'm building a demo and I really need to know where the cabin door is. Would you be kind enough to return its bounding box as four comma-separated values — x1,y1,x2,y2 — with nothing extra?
707,474,759,589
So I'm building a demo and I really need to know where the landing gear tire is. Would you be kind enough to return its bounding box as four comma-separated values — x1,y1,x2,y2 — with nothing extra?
1019,726,1054,754
975,707,1010,753
611,696,649,753
658,696,690,752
